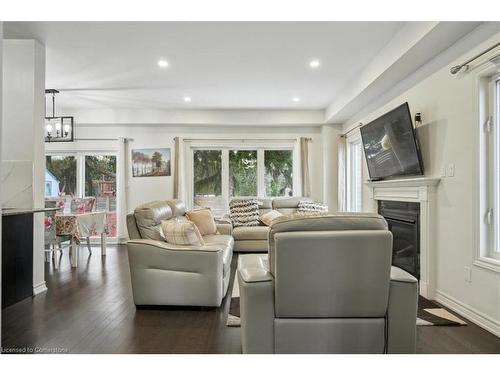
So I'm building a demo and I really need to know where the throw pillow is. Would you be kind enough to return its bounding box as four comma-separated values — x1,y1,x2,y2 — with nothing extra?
297,200,329,213
185,208,218,235
229,198,260,227
161,219,205,246
259,210,283,226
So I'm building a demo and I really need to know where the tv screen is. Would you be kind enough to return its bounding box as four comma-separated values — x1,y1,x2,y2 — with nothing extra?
360,102,424,180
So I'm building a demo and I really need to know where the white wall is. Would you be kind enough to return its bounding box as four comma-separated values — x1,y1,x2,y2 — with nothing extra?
321,125,342,210
47,124,326,214
343,33,500,336
2,39,46,295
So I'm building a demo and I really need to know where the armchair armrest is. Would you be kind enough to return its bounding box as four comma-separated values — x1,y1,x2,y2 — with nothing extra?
387,266,418,354
127,239,227,306
237,254,275,354
127,238,226,273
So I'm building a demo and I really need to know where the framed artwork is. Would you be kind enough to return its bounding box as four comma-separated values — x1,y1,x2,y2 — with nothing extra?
131,148,171,177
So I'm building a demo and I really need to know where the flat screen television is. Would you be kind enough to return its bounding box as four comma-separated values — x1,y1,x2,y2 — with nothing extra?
360,102,424,180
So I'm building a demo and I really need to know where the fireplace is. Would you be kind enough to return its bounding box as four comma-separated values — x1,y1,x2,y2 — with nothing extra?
378,200,420,279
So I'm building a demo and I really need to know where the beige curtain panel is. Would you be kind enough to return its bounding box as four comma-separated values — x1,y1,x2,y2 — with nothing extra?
116,137,129,242
337,135,347,211
173,137,180,199
300,137,311,197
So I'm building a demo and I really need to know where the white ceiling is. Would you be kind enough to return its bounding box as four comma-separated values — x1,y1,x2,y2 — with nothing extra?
4,21,405,110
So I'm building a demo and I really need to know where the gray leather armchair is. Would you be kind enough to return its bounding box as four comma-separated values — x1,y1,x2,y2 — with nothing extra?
126,199,233,307
237,213,418,354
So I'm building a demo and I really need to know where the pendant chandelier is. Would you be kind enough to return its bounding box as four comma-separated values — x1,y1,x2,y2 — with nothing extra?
45,89,74,142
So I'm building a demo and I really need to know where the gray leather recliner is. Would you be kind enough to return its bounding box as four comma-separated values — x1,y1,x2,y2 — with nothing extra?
237,213,418,354
126,199,233,307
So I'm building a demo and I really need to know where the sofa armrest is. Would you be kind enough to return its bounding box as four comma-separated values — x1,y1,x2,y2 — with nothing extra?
237,254,275,354
127,239,227,306
387,266,418,354
216,222,233,236
127,239,225,274
128,238,223,252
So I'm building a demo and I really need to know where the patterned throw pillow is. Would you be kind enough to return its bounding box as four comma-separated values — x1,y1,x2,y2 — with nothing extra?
297,200,329,213
229,198,260,228
161,219,205,246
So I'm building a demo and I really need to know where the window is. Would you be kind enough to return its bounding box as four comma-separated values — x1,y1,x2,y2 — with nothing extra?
264,150,293,197
346,136,362,212
493,76,500,260
229,150,257,197
486,75,500,261
45,152,118,238
190,143,297,216
478,69,500,270
193,150,225,217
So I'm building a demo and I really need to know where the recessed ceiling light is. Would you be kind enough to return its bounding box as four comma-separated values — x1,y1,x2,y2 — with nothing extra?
183,96,192,103
309,59,320,69
292,97,301,103
157,59,169,68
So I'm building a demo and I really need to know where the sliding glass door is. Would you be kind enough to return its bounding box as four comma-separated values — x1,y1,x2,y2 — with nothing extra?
84,155,117,237
45,155,77,197
45,152,118,238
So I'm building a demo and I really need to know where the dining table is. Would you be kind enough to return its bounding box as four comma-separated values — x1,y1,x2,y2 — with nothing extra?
55,211,108,267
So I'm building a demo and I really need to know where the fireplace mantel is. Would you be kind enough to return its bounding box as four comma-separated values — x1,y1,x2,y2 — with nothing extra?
365,176,441,299
365,177,441,188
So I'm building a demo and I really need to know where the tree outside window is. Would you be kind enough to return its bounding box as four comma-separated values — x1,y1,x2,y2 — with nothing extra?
265,150,293,197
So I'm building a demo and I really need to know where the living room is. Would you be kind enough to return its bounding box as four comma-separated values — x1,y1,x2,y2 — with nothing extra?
1,1,499,372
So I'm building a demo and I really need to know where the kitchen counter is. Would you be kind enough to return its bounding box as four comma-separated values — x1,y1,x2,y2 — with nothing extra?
2,207,58,216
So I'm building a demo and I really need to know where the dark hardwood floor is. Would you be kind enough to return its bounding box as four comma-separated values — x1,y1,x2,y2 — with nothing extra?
2,245,499,354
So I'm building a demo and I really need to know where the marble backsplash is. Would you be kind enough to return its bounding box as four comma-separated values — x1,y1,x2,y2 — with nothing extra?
1,160,34,209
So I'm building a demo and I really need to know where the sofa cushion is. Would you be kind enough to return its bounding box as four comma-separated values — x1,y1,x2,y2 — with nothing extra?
162,219,205,246
259,210,283,226
233,226,270,241
186,208,218,235
134,200,173,240
272,197,313,215
167,199,187,217
272,197,312,210
229,198,260,227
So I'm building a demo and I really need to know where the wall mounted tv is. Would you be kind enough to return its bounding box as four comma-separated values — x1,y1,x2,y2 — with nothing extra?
360,102,424,180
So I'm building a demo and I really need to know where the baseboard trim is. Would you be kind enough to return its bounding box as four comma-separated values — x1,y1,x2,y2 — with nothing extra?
434,290,500,337
33,281,48,296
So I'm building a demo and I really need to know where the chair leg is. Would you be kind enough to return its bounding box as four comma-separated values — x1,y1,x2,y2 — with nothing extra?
101,233,107,256
86,237,92,255
71,244,79,268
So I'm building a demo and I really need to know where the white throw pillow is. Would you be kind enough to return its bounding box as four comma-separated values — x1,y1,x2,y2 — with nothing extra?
259,210,283,226
161,219,205,246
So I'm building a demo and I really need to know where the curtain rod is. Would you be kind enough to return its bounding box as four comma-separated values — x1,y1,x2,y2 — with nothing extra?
74,137,134,141
340,123,363,138
179,137,309,142
450,41,500,74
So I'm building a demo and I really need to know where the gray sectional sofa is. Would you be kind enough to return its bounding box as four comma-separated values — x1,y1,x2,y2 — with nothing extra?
232,196,312,252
